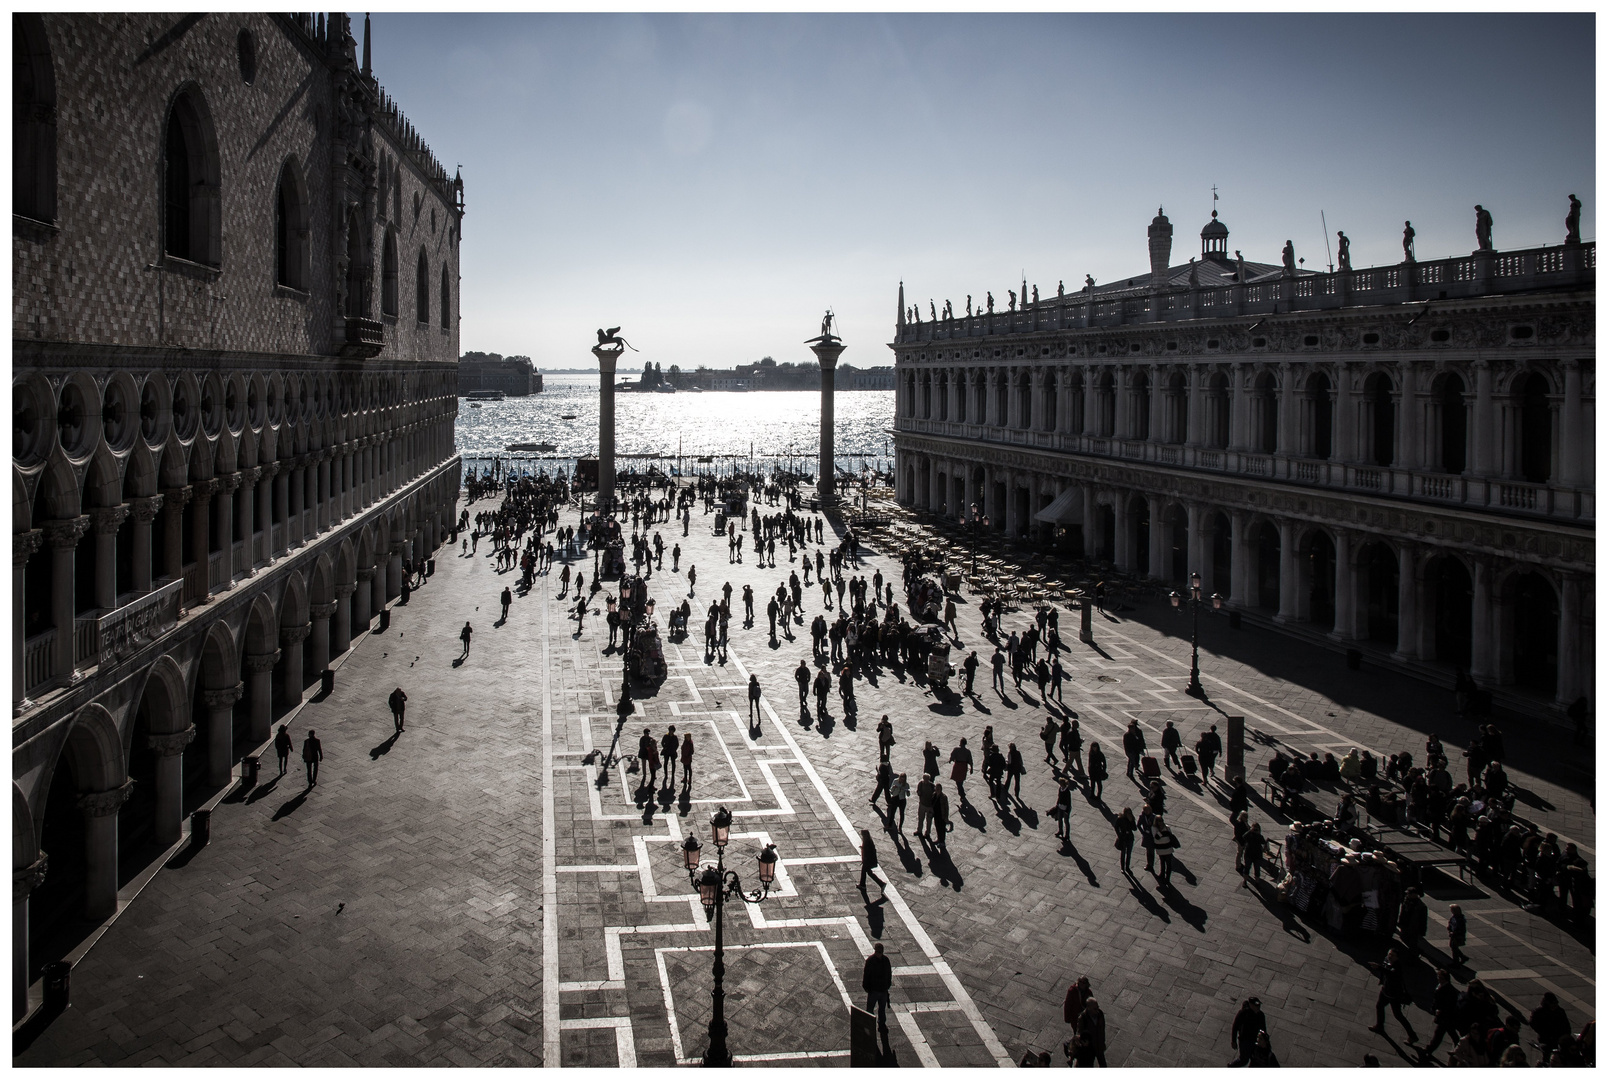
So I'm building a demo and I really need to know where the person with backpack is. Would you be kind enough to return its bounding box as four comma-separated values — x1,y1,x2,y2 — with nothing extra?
1368,947,1418,1043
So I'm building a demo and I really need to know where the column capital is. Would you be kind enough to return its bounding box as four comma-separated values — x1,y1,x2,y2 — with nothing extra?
161,484,194,511
260,461,282,479
190,477,219,499
355,566,376,582
217,472,243,496
128,494,165,523
238,466,262,486
147,725,197,757
90,504,131,535
77,780,135,818
202,683,244,710
43,515,91,549
1560,357,1580,374
13,528,44,566
280,622,312,646
333,582,357,599
310,601,338,620
244,649,282,673
13,853,48,901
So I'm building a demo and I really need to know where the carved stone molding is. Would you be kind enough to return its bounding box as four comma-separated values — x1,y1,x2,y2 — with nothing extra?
14,853,48,900
202,683,244,710
217,472,243,496
161,485,193,512
355,566,376,582
281,623,312,646
128,494,165,524
43,516,91,549
190,477,219,500
147,725,197,757
310,601,338,620
333,582,357,599
77,780,135,818
244,650,282,674
13,529,44,567
90,504,131,535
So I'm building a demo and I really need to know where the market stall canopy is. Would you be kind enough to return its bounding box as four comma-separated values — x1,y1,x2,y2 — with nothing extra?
1032,486,1083,525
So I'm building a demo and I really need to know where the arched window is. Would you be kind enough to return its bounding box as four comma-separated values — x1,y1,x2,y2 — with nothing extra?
13,13,57,225
415,249,430,324
344,211,366,318
274,159,309,290
377,155,389,221
440,263,450,328
1132,370,1151,440
163,87,221,266
381,229,398,317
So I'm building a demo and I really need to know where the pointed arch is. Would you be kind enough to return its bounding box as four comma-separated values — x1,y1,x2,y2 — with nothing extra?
199,620,239,692
309,552,334,605
162,83,221,266
280,568,309,629
245,593,278,655
274,156,310,290
381,227,398,317
13,13,57,225
415,248,430,324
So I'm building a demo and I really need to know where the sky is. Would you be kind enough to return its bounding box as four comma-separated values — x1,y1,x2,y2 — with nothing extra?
364,13,1595,371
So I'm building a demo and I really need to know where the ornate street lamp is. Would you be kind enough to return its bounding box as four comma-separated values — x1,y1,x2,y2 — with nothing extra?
1169,571,1223,698
678,808,779,1067
964,502,989,576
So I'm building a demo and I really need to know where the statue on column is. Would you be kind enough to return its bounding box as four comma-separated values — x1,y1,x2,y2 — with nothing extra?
1234,249,1246,283
929,300,937,321
1057,280,1064,297
595,326,635,350
1084,275,1095,290
986,292,994,313
1474,204,1494,252
1336,231,1351,272
1031,284,1039,304
966,295,972,316
1566,194,1582,245
1402,221,1416,263
1007,289,1016,312
820,309,836,339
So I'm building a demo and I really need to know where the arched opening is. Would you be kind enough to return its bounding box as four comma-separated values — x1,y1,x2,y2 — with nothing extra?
1096,504,1115,561
33,762,87,977
1255,371,1278,453
440,263,451,329
1435,373,1467,474
13,13,57,225
1511,572,1558,694
1518,373,1552,483
1210,512,1232,597
415,249,430,324
1306,372,1333,460
1132,370,1151,440
1364,372,1395,466
1359,542,1399,648
1131,497,1150,576
1255,523,1280,611
1425,556,1473,668
1303,531,1336,630
162,86,221,266
274,160,310,290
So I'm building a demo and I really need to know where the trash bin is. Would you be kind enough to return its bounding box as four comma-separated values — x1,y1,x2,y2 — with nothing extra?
42,961,70,1011
321,669,334,696
378,608,390,632
242,755,260,788
191,808,211,847
427,558,436,577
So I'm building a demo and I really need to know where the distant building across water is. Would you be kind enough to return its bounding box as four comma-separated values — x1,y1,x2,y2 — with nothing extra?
459,352,542,395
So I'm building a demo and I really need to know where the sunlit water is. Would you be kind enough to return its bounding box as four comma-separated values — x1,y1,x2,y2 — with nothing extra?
455,374,895,478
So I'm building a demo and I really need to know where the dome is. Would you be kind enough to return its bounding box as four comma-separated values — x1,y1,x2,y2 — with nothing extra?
1200,209,1229,260
1200,210,1228,240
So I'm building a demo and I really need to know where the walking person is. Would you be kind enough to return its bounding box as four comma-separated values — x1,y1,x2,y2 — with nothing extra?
949,738,974,803
1197,724,1222,782
1114,807,1137,875
870,759,894,808
862,943,892,1034
637,728,660,788
274,724,293,775
1421,968,1462,1058
388,686,408,732
1240,822,1267,883
1041,718,1060,765
1062,719,1084,775
1397,887,1428,956
1123,720,1146,781
500,586,512,622
302,729,323,786
1153,815,1179,886
1071,997,1107,1068
1161,721,1182,772
680,732,695,791
877,715,895,762
1446,904,1468,965
1053,775,1073,840
748,674,763,725
887,773,909,833
1006,743,1026,800
962,650,979,695
1087,742,1107,800
916,773,936,839
459,621,474,658
1227,997,1268,1067
930,782,952,847
858,829,886,895
1368,947,1419,1043
660,728,680,792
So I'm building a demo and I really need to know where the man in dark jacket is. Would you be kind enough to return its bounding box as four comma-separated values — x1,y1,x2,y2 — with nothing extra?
1397,887,1429,956
388,686,408,732
1228,997,1268,1066
1161,721,1182,771
1528,992,1571,1058
859,829,885,895
1369,947,1417,1042
1196,724,1222,781
1123,721,1146,781
1421,967,1462,1057
1073,997,1107,1068
302,730,323,787
862,943,893,1031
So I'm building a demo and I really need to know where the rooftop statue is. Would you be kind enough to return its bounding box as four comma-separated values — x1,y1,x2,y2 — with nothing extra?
1474,204,1494,252
1566,194,1582,245
1084,274,1095,289
1336,231,1351,272
1007,289,1016,312
1031,285,1039,304
930,300,937,322
1281,240,1296,276
1402,221,1416,263
1057,280,1064,298
1235,250,1246,283
821,309,837,339
986,292,994,313
1187,258,1198,287
966,295,972,317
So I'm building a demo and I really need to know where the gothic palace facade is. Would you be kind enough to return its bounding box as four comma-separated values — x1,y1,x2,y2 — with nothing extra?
13,13,462,1014
891,207,1593,721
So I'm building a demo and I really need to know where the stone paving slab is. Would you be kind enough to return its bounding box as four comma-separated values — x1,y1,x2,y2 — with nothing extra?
17,488,1594,1067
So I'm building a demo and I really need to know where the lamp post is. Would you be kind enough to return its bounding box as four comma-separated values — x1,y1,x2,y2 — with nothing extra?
1169,571,1222,698
963,503,989,576
679,807,779,1067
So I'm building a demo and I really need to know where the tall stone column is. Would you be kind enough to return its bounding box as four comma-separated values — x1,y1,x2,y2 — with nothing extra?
90,505,129,611
592,343,622,512
14,853,48,1020
1276,519,1298,622
388,543,405,601
127,495,162,595
216,472,239,588
1333,362,1355,463
1146,496,1166,580
45,517,90,679
1113,496,1133,573
280,624,311,708
1557,573,1581,705
272,466,290,551
160,486,190,582
256,464,275,563
288,463,305,547
1559,360,1584,488
808,330,846,504
1331,529,1355,640
1276,362,1297,457
332,583,355,656
147,726,195,845
310,602,336,675
244,651,280,745
237,468,258,576
1228,510,1251,607
353,566,374,632
1469,558,1495,681
316,452,331,533
189,478,216,603
1229,363,1250,450
1186,503,1206,591
77,781,133,921
1471,359,1495,477
202,683,243,787
370,558,387,620
13,529,43,710
1394,544,1419,661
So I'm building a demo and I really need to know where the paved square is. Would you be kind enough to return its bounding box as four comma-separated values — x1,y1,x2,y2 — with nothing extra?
17,488,1594,1067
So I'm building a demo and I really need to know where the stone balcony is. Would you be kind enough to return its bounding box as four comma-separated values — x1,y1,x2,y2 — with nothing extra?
340,315,385,358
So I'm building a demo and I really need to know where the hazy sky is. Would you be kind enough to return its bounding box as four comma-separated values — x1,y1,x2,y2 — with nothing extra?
365,13,1594,371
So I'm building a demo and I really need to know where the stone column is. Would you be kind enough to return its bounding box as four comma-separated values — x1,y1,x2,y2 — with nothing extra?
202,683,243,787
1394,543,1419,662
161,485,191,582
1229,510,1251,607
1148,365,1165,443
1557,573,1581,705
1229,364,1250,450
243,651,279,745
592,344,621,512
1113,496,1133,573
273,466,290,551
147,726,195,845
256,464,275,563
1186,503,1206,591
89,505,130,611
316,452,331,533
44,517,90,679
237,468,258,575
1084,370,1101,435
1331,528,1355,640
1471,359,1495,477
1333,362,1355,463
310,601,336,675
189,478,216,603
809,332,846,504
216,472,240,588
1559,360,1584,487
1397,364,1420,472
370,557,387,619
332,583,355,656
77,781,133,921
13,529,42,710
1469,558,1495,681
14,853,48,1020
1146,495,1166,580
280,623,311,708
288,463,305,547
1184,365,1203,448
1276,362,1297,457
127,495,162,595
387,543,404,601
1276,519,1298,621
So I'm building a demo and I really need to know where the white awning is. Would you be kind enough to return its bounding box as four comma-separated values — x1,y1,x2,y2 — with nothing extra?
1033,486,1083,525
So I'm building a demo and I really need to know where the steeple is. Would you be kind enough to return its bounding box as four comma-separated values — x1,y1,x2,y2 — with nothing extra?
362,13,372,77
897,281,906,328
1148,207,1173,289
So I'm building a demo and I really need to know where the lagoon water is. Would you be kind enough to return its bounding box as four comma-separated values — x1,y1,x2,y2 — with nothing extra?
455,373,895,477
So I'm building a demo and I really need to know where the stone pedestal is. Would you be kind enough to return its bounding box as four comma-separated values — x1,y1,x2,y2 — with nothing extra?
592,344,623,512
807,333,846,504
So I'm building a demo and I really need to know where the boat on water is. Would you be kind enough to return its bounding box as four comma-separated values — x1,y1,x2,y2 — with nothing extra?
506,442,557,452
469,403,481,408
560,414,577,420
466,389,505,401
654,384,677,394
